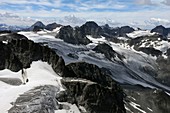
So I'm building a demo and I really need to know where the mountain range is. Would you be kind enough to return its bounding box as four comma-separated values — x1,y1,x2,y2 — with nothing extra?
0,21,170,113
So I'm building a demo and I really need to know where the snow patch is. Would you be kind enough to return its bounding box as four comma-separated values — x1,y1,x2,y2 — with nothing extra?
86,35,107,44
147,107,153,112
127,30,155,39
55,103,81,113
0,61,63,113
129,101,146,113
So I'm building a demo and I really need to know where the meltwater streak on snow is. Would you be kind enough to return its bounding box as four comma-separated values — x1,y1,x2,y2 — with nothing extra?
0,61,63,113
19,31,170,91
129,101,146,113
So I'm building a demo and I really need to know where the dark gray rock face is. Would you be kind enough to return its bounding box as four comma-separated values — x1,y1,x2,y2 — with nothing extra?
151,25,170,39
56,25,91,45
124,85,170,113
119,26,134,37
102,24,118,38
56,22,134,45
0,36,65,74
80,21,103,38
57,79,126,113
156,56,170,87
30,21,45,31
45,23,62,31
0,42,23,71
63,62,116,87
138,47,162,57
9,85,60,113
93,43,125,60
59,62,126,113
102,25,134,38
128,34,163,56
0,33,126,113
8,39,65,74
167,48,170,56
0,33,28,42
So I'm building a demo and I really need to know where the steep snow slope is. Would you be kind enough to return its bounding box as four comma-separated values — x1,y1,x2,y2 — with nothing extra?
127,30,155,39
0,61,80,113
18,31,170,92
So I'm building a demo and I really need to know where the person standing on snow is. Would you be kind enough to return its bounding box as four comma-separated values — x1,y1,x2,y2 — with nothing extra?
21,69,29,84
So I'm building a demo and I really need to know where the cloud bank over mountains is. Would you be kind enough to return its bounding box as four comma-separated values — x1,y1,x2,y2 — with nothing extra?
0,0,170,28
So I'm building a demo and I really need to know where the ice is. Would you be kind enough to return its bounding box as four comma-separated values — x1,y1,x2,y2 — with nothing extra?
129,101,146,113
17,32,170,91
0,61,63,113
86,35,107,44
127,30,155,39
55,103,81,113
139,38,170,53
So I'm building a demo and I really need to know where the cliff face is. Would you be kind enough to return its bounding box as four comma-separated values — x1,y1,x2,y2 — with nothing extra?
59,62,126,113
8,39,65,74
0,42,22,71
57,79,126,113
56,25,91,45
0,33,126,113
0,34,65,74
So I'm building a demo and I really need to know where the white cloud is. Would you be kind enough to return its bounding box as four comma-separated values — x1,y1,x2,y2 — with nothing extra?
0,12,37,26
58,15,86,26
0,0,62,7
145,18,170,27
135,0,152,5
1,10,170,29
163,0,170,5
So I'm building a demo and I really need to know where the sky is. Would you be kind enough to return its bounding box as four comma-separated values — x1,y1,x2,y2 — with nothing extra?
0,0,170,28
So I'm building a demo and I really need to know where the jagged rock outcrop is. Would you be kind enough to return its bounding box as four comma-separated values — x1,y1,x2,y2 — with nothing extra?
124,85,170,113
128,34,163,56
0,42,23,71
151,25,170,39
9,85,60,113
0,34,65,73
29,21,45,31
63,62,116,87
57,79,126,113
93,43,125,61
167,48,170,56
119,26,134,37
0,33,126,113
8,39,65,74
56,25,91,45
57,61,126,113
102,24,119,39
45,22,62,31
0,33,28,42
156,55,170,87
102,25,134,38
138,47,162,57
80,21,103,38
0,30,11,34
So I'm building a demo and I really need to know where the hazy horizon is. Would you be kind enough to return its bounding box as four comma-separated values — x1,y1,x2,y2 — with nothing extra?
0,0,170,29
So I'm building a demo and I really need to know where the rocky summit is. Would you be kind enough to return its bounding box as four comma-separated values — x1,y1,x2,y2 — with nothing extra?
0,22,170,113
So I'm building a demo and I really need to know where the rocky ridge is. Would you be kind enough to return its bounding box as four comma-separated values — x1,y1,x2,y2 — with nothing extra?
0,32,126,113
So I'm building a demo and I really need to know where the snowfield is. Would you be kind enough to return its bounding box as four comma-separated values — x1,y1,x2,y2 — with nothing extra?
0,61,80,113
127,30,155,39
18,31,170,92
